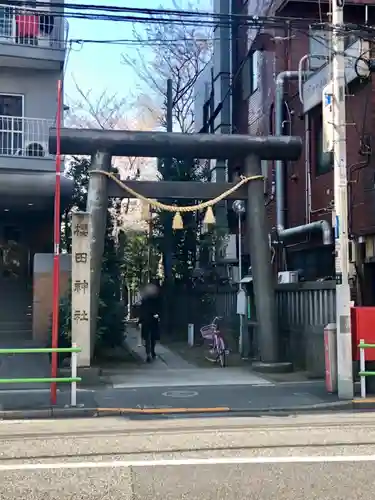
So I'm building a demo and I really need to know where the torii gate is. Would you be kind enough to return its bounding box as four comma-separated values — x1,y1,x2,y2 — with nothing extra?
49,128,302,365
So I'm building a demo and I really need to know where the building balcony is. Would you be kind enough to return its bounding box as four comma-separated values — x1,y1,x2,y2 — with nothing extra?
0,115,56,172
0,5,68,70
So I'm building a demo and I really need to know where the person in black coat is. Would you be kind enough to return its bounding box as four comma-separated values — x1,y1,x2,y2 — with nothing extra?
138,283,161,363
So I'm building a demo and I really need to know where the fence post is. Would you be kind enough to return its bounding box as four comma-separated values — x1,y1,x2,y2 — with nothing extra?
359,339,366,399
71,343,78,407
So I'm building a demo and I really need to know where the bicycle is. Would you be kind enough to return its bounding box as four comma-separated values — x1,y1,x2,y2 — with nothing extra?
200,316,229,367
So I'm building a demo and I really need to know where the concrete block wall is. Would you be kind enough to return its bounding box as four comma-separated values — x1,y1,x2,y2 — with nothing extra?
32,253,71,343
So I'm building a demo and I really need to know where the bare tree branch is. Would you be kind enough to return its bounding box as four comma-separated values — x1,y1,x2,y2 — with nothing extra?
65,80,158,222
122,0,212,133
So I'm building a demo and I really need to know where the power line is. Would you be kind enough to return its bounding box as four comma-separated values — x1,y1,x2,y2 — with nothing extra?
0,0,339,30
0,0,336,25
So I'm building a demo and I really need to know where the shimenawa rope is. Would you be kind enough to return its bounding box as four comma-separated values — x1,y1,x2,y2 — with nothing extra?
91,169,263,229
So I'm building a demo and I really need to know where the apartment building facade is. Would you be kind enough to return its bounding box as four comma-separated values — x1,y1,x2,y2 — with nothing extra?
0,2,72,342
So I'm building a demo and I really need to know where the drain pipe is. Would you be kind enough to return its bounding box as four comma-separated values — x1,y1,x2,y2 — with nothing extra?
275,70,333,245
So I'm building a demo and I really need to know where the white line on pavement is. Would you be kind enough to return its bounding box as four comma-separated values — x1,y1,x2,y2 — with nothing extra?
1,455,375,472
0,388,94,395
112,382,273,389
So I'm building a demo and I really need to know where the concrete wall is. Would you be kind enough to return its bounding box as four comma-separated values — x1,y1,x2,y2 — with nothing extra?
0,68,59,120
194,61,212,133
32,253,71,343
0,67,61,172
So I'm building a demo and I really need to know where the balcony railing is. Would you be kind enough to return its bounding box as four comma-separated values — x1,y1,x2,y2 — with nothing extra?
0,115,54,158
0,5,68,50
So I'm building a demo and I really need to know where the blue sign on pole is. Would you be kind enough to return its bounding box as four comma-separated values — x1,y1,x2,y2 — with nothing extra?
324,93,332,107
335,215,340,239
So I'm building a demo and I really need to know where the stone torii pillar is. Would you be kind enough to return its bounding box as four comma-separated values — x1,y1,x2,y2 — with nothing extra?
86,151,111,356
49,129,302,365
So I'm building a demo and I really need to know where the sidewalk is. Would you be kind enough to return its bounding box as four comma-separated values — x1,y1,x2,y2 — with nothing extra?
124,323,194,369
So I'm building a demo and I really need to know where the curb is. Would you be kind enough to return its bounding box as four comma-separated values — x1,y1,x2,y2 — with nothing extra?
0,400,363,420
352,398,375,410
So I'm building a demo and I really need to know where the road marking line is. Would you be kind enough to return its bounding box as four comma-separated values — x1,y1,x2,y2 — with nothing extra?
1,455,375,472
112,380,273,389
96,407,230,414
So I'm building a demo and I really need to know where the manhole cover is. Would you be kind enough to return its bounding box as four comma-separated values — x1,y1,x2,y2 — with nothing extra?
162,390,198,398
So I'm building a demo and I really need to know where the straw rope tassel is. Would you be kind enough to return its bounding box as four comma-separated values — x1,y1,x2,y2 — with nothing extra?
203,206,216,225
172,211,184,230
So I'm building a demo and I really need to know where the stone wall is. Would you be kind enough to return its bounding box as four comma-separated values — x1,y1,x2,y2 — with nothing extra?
32,253,71,343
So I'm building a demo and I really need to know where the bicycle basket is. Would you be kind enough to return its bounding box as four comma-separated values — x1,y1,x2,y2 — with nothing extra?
200,324,217,340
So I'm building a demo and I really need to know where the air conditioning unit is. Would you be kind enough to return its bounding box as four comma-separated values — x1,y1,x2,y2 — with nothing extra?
21,141,48,157
278,271,299,284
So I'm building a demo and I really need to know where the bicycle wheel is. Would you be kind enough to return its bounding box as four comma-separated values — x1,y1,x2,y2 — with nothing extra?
217,336,227,367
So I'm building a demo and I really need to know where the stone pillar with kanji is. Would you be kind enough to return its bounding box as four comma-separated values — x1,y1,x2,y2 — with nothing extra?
71,212,91,367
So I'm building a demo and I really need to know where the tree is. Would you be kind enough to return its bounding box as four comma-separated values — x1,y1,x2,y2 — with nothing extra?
65,80,159,233
153,157,215,284
66,79,158,182
121,1,214,290
122,0,212,133
120,230,154,290
96,199,124,349
60,157,126,352
62,156,90,253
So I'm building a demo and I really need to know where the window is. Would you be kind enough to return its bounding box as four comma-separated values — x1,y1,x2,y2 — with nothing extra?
250,50,260,94
314,112,333,176
0,94,23,156
242,49,261,99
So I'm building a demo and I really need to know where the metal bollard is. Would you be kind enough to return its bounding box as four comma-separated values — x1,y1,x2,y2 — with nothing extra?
71,343,78,407
324,323,337,393
359,339,366,398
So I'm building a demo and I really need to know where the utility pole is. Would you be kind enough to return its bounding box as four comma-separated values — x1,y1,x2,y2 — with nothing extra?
162,78,173,334
163,78,173,284
146,209,152,282
332,0,354,399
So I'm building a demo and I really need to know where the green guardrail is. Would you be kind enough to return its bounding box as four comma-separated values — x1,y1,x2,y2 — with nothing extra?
358,341,375,398
0,345,82,406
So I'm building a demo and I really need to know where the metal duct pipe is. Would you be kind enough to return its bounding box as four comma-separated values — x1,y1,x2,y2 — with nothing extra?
278,220,332,246
275,70,332,245
275,71,303,230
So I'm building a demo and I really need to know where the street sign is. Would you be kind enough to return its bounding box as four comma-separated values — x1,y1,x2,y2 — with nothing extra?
322,83,334,153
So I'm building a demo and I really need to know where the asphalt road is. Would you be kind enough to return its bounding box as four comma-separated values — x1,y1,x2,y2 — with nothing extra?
1,412,375,498
0,380,341,411
95,381,341,411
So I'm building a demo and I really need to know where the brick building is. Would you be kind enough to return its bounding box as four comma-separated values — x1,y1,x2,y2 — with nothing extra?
196,0,375,304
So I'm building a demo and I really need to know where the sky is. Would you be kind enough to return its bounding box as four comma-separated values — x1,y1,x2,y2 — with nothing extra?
64,0,177,103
